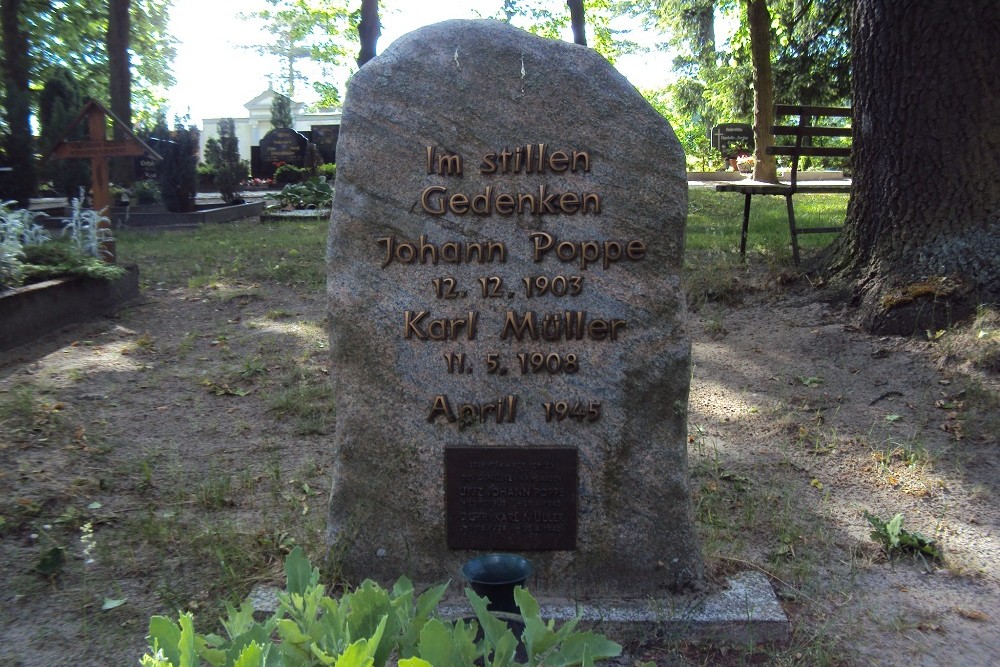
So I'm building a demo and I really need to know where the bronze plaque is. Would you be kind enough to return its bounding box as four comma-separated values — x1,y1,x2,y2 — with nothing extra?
445,446,577,551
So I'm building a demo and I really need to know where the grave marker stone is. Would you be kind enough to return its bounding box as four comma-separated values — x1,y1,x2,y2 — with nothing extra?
311,124,340,163
327,20,702,597
134,150,159,181
258,127,308,177
711,123,754,157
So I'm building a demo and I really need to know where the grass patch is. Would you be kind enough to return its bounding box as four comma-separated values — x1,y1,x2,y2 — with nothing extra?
683,190,848,309
687,189,847,257
269,381,335,435
116,218,328,289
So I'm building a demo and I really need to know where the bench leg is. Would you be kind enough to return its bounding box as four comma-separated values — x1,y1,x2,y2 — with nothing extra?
786,194,801,265
739,193,752,261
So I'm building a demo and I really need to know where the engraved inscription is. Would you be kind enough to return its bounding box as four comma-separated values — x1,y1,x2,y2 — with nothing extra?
445,446,578,550
382,145,643,429
420,185,600,216
479,144,591,175
428,395,518,429
500,310,626,341
379,235,506,268
404,311,478,340
529,232,647,270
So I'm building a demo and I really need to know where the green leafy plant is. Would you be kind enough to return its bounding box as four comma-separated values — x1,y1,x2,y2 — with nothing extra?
273,163,306,185
272,177,333,211
1,201,51,289
317,163,336,181
63,193,113,259
132,179,161,205
20,243,125,283
1,197,126,288
142,547,621,667
864,511,941,561
196,163,217,189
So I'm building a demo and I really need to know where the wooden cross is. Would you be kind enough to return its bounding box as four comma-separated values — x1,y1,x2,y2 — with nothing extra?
45,99,161,263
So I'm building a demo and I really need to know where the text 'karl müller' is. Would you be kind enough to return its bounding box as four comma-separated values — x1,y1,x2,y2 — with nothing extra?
404,310,626,342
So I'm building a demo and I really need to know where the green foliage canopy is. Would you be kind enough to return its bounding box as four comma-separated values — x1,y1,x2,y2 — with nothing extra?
14,0,176,122
241,0,357,109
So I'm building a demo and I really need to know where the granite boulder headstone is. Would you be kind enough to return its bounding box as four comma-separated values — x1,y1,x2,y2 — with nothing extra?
326,19,702,597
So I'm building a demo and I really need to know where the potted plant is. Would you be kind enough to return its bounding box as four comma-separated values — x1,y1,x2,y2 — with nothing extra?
736,154,756,175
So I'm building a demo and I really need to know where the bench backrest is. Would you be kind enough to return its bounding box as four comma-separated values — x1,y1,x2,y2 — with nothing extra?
767,104,851,187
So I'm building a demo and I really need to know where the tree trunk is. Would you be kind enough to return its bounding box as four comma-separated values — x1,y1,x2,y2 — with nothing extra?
747,0,778,183
828,0,1000,334
357,0,380,67
107,0,132,186
568,0,587,46
1,0,35,206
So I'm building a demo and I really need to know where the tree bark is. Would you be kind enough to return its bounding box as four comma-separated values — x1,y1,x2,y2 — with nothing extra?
568,0,587,46
107,0,132,186
747,0,778,182
357,0,380,67
828,0,1000,334
1,0,35,206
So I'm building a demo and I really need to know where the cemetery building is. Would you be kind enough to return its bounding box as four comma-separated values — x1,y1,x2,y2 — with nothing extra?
199,87,342,165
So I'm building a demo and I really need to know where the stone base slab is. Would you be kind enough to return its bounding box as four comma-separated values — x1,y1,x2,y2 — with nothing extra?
248,571,788,645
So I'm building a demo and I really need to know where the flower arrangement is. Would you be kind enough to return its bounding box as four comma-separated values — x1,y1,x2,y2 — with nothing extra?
736,154,756,174
242,177,276,190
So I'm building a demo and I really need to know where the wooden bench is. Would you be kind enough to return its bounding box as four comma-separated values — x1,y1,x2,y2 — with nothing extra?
715,104,852,264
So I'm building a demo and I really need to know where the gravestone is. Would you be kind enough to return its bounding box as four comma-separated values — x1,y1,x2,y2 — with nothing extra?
311,124,340,163
134,150,159,181
711,123,754,158
327,20,703,597
258,127,308,177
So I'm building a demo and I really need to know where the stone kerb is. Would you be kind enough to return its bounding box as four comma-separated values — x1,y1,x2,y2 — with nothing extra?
326,19,702,597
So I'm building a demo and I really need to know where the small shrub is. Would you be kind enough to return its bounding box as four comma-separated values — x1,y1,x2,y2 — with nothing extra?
1,202,50,289
2,198,123,288
158,122,200,213
196,163,217,188
214,118,247,204
317,163,336,181
274,163,305,185
131,179,161,205
63,194,113,260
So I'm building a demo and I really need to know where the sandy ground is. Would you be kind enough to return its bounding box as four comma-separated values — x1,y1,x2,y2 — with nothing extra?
1,277,998,666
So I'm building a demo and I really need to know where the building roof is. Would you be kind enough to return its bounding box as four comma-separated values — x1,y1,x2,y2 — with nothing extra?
244,87,306,115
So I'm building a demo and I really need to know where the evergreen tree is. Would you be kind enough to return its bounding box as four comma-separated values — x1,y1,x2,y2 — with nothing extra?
158,120,198,213
38,67,90,201
270,92,293,129
215,118,246,204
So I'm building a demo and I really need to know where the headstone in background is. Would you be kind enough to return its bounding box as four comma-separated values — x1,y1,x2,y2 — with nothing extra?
258,127,308,178
326,20,702,597
250,146,262,179
134,150,159,182
711,123,754,158
311,125,340,164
